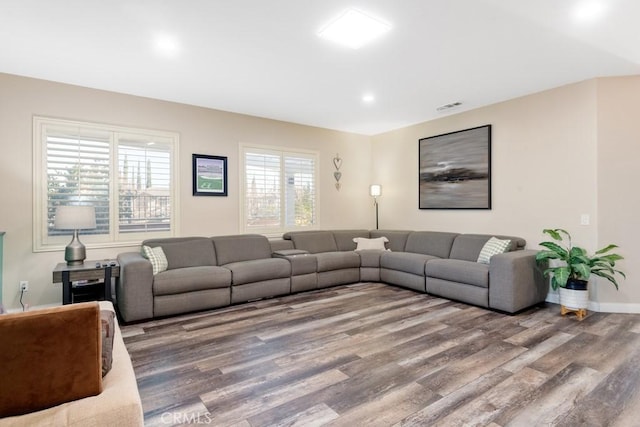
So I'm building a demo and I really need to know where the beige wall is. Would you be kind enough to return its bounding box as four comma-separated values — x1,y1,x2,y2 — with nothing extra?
0,73,372,309
2,72,638,311
372,77,639,310
595,76,640,310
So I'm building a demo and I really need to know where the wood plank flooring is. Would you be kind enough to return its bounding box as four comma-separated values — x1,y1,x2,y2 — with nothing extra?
121,282,640,426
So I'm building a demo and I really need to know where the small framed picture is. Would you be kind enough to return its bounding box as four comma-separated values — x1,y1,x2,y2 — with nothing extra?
192,154,228,196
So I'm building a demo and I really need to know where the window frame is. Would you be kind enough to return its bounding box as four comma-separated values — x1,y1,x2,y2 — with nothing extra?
239,143,320,236
33,116,180,252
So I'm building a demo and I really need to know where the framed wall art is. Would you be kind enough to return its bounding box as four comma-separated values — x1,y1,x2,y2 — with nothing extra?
418,125,491,209
192,154,228,196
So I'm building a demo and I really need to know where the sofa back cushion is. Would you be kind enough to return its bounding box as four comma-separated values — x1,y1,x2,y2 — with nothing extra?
212,234,273,265
449,234,526,261
144,237,217,268
0,302,102,417
404,231,459,258
370,230,411,252
332,230,371,251
286,231,338,253
270,239,295,252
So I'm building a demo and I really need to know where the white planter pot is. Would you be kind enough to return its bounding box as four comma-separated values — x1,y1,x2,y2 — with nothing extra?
559,287,589,310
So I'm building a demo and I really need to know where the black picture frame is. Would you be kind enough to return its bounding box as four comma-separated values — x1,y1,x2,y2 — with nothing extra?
418,125,491,209
192,154,228,197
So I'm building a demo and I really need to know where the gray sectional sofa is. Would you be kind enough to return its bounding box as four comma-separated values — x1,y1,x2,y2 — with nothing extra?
116,229,547,322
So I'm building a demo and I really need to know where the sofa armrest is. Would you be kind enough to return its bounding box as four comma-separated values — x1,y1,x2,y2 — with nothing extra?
270,239,295,252
272,249,310,257
489,249,548,313
116,252,154,322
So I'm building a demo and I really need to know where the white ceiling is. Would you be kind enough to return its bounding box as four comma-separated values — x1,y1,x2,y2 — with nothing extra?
1,0,639,135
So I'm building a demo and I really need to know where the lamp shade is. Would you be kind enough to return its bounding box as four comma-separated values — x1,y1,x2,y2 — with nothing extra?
370,184,382,197
54,206,96,230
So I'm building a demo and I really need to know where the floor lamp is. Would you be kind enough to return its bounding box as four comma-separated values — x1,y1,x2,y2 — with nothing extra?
370,184,381,230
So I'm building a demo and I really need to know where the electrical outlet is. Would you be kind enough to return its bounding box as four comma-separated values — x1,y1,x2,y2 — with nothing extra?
19,281,29,292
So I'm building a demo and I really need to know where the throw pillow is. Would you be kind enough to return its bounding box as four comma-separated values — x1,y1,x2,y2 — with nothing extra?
477,237,511,264
352,236,390,251
141,245,168,275
100,309,115,377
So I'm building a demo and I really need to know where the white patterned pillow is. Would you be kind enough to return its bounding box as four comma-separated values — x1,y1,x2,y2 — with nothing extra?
477,237,511,264
141,245,168,274
353,236,390,251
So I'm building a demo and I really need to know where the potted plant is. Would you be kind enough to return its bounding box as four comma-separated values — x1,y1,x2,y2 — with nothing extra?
535,228,625,319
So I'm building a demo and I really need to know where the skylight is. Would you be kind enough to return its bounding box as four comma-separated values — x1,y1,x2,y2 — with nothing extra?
317,8,391,49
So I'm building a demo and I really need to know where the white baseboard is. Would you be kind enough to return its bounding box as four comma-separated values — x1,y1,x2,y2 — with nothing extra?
590,302,640,314
545,293,560,305
4,302,60,314
545,293,640,314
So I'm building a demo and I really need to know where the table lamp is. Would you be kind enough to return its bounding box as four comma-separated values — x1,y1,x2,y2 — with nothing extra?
54,206,96,266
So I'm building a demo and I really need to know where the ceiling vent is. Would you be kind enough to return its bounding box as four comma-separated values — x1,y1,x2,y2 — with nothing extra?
436,101,462,112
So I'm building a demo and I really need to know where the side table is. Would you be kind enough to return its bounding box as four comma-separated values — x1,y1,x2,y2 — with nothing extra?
52,260,120,305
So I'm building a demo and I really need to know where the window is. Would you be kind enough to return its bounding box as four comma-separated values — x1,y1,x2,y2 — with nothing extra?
241,145,318,234
33,117,179,251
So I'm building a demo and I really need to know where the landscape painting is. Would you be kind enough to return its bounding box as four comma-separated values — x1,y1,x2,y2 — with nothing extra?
419,125,491,209
193,154,228,196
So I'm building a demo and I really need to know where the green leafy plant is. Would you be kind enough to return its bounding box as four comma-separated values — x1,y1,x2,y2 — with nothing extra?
535,228,625,290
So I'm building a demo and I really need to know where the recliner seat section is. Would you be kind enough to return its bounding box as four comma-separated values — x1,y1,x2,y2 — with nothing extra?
116,229,547,322
117,237,231,320
283,230,362,288
380,231,459,292
424,234,525,308
360,230,411,282
211,234,291,304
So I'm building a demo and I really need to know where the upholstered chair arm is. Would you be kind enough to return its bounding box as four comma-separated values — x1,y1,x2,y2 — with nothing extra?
489,249,548,313
116,252,154,322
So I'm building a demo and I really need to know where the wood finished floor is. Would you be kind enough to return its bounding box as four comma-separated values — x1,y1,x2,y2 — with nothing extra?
121,283,640,427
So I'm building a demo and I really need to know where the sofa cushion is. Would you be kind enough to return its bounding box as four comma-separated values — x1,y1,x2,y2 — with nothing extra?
283,254,318,276
315,252,361,272
333,230,370,251
426,259,490,288
353,236,389,251
212,234,273,265
160,238,217,269
404,231,459,258
380,251,439,276
449,234,524,261
477,237,511,264
153,266,231,296
0,302,102,417
141,245,168,275
358,249,384,268
100,309,115,377
449,235,492,261
288,231,338,254
270,239,295,252
272,249,309,257
370,230,411,252
224,258,291,285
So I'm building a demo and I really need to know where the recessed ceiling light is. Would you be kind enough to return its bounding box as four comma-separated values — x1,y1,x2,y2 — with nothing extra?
362,94,375,103
572,1,607,23
154,34,180,56
318,8,391,49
